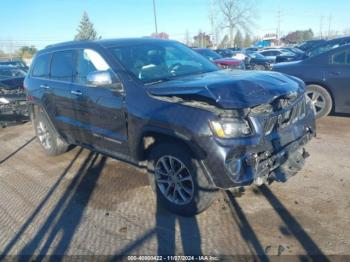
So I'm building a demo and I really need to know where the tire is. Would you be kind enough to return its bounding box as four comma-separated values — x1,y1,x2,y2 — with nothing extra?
305,84,333,119
147,143,217,216
253,64,266,71
33,108,69,156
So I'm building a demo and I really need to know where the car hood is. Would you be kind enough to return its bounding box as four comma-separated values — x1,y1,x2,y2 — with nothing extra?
273,60,303,70
148,70,304,109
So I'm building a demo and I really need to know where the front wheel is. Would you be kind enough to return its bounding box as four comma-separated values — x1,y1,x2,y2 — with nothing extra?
305,84,333,119
147,143,217,216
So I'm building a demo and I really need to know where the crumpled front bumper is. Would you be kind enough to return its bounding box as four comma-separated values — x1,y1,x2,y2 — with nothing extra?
197,98,316,189
0,95,29,125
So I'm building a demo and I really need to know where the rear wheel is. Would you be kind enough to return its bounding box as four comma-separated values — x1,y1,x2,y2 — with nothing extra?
147,143,217,216
305,84,332,119
33,108,69,156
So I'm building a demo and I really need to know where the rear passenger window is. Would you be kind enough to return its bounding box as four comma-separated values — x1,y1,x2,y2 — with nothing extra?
50,50,75,81
75,49,110,85
332,51,346,64
32,53,50,78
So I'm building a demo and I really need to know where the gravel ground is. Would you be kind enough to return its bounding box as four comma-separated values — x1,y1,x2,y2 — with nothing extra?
0,116,349,259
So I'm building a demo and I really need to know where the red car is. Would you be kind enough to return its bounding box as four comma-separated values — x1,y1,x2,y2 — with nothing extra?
194,48,245,70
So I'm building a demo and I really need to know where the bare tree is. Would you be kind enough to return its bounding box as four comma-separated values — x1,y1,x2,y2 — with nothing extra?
216,0,256,47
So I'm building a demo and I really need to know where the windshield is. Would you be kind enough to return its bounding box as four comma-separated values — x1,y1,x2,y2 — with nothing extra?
308,42,345,57
0,68,27,79
196,49,222,60
110,41,219,84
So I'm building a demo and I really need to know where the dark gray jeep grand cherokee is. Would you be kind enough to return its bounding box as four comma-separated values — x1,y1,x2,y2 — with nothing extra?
24,38,316,216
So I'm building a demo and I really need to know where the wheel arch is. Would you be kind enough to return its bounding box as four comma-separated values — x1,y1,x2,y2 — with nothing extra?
136,127,206,162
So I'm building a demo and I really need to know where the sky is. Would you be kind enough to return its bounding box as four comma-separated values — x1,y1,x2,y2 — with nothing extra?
0,0,349,51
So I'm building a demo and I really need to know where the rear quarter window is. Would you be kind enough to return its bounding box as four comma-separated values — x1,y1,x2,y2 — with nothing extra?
32,53,50,78
331,50,350,65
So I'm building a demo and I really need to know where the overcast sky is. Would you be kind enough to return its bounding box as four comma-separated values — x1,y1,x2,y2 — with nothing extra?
0,0,349,50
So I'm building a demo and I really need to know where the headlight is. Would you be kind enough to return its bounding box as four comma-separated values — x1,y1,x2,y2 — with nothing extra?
0,97,10,104
209,118,252,138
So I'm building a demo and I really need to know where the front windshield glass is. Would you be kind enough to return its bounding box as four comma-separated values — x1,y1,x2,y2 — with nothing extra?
110,41,219,84
308,43,341,57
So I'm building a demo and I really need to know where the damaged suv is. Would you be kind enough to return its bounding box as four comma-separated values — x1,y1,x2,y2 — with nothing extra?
0,65,28,127
25,39,316,216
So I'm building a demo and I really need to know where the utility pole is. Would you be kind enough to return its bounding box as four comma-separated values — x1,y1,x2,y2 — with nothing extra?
277,6,281,45
319,16,324,39
152,0,158,35
328,14,332,39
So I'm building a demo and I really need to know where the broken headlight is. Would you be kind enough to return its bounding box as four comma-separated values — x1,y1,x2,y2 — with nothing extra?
0,97,10,104
209,118,252,138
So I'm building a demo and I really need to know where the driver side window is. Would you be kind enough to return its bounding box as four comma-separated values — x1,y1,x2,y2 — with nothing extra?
75,49,110,85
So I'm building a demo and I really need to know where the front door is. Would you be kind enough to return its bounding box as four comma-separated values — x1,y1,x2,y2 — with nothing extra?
71,48,128,154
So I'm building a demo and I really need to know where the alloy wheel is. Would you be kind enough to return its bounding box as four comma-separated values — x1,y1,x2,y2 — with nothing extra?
155,155,194,205
36,121,52,150
306,90,326,117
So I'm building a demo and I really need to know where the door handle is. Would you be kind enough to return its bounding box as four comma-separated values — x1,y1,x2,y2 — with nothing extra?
40,84,51,89
71,90,83,96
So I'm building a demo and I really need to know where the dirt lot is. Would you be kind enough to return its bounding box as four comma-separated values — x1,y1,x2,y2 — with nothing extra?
0,116,349,259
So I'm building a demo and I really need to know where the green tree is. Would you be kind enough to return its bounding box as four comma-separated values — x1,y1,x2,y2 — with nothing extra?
193,31,213,48
17,45,37,59
243,34,252,47
74,12,99,40
234,30,243,48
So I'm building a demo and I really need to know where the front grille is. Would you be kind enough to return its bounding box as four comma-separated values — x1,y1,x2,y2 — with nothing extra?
264,97,306,135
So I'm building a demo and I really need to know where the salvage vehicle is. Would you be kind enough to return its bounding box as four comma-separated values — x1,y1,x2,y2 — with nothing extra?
273,45,350,118
0,65,28,127
25,38,316,216
193,48,245,70
259,49,302,63
244,52,274,71
0,59,29,72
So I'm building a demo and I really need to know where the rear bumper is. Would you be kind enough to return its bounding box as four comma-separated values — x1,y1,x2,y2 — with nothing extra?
198,100,316,189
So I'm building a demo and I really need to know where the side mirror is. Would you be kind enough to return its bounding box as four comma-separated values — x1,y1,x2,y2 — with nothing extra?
86,70,123,91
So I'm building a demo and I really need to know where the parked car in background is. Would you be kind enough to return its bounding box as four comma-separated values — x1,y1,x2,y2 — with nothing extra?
25,38,315,216
259,49,303,63
297,39,326,52
244,52,274,70
0,65,28,127
215,49,246,61
0,59,29,72
273,45,350,118
306,36,350,58
194,48,245,70
244,47,259,53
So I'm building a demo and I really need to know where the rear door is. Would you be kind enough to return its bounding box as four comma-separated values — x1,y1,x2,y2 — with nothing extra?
30,53,54,118
71,48,128,154
326,48,350,113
